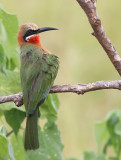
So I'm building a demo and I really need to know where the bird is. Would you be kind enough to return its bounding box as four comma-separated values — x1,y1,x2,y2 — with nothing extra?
17,23,59,151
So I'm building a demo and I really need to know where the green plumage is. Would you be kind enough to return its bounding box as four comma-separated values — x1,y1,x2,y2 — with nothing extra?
20,44,59,150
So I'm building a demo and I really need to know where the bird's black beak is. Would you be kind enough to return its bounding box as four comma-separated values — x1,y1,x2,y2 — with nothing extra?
24,27,58,42
36,27,58,34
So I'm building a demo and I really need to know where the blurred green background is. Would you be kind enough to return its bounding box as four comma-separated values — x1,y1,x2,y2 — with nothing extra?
0,0,121,158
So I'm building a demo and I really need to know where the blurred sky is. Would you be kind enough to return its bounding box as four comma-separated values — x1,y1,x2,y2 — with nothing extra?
1,0,121,158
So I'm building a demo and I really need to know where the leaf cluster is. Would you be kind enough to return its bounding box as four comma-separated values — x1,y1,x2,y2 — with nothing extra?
83,110,121,160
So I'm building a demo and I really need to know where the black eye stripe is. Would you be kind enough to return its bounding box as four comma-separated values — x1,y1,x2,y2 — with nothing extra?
23,29,37,41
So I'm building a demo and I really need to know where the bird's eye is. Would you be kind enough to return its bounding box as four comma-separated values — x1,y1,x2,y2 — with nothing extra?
27,30,33,35
23,29,37,42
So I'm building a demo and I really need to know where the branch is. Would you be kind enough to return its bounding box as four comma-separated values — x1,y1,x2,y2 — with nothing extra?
76,0,121,76
0,80,121,107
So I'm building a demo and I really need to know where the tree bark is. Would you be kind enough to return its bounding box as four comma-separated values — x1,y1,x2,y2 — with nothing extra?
0,80,121,107
76,0,121,76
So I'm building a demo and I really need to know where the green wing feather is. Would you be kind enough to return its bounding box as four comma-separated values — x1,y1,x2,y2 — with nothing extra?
20,45,59,116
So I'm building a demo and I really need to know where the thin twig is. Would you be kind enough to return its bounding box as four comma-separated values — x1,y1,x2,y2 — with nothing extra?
6,130,14,137
76,0,121,76
0,80,121,107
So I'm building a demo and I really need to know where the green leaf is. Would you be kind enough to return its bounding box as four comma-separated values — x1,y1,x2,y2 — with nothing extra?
83,151,96,160
47,94,60,115
0,71,23,112
96,154,106,160
0,71,24,115
0,125,15,160
40,94,60,121
94,121,108,152
105,110,121,152
83,151,106,160
4,108,25,135
0,125,6,137
0,134,8,159
0,7,19,69
103,137,111,154
26,121,64,160
0,44,6,72
108,158,118,160
0,110,4,117
65,158,81,160
11,134,26,160
0,71,21,96
106,110,121,136
115,121,121,136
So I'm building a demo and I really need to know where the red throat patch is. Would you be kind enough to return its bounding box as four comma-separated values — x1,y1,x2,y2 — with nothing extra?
27,35,40,44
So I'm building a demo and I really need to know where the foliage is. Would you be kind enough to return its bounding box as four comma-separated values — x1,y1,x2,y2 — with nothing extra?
83,110,121,160
0,6,19,72
0,125,15,160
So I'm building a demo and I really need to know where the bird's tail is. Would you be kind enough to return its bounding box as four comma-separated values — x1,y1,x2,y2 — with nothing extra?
24,109,39,151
